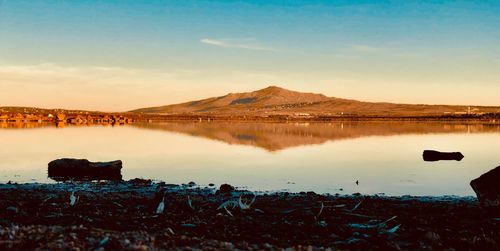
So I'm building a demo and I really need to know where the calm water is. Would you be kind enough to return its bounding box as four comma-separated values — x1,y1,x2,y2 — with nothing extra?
1,122,499,196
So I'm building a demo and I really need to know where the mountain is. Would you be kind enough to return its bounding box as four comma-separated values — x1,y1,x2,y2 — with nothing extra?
131,86,330,114
130,86,499,116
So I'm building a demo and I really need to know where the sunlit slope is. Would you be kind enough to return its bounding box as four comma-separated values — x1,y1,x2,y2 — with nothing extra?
130,86,500,116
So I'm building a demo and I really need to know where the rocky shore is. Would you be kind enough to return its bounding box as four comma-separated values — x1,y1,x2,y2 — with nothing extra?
0,180,499,250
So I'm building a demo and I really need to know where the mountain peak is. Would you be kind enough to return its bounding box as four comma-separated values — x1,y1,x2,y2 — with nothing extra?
262,85,284,90
256,85,287,93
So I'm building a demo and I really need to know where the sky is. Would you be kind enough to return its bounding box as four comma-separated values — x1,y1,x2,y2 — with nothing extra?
1,0,499,111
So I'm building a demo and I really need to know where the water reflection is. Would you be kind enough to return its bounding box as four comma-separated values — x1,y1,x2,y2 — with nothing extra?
0,122,121,129
131,122,500,151
1,121,499,195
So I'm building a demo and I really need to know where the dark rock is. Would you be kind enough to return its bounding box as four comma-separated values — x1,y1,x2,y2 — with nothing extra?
470,166,500,209
306,191,316,196
423,150,464,161
188,181,196,187
48,158,122,181
218,184,234,195
129,178,152,185
208,183,215,187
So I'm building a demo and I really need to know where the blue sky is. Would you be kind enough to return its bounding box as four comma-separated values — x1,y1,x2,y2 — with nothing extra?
1,0,499,111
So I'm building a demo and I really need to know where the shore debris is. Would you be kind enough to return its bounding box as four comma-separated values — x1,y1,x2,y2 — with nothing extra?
166,228,175,235
0,181,499,250
113,202,124,208
156,197,165,215
217,200,239,216
69,190,78,206
187,196,194,210
422,150,464,162
6,206,18,213
238,194,256,210
316,202,325,219
347,215,399,238
387,224,401,233
98,236,110,248
346,199,364,212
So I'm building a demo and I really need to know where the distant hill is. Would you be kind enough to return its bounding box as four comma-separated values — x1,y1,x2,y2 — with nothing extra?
0,106,109,115
129,86,500,116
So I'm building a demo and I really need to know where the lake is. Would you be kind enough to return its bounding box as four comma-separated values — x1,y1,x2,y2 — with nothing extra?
1,121,499,196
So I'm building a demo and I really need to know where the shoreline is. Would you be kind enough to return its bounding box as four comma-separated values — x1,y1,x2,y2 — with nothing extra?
2,118,500,130
1,180,498,250
1,109,500,126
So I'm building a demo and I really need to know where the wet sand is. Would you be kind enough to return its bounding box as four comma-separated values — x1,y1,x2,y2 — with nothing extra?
0,180,499,250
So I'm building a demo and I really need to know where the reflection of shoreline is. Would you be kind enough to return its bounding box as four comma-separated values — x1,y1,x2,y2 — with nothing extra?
130,122,500,151
0,122,128,129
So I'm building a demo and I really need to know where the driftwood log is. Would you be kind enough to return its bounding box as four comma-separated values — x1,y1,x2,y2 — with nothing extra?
422,150,464,162
48,158,122,181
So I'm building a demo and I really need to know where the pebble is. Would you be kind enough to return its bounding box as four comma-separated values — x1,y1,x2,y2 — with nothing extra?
425,231,441,242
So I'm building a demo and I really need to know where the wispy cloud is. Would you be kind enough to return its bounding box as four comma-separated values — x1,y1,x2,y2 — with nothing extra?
349,44,382,53
200,38,276,51
0,63,173,88
348,44,427,59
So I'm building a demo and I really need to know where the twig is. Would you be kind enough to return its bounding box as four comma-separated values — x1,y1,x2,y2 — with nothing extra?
316,202,325,219
113,202,124,208
346,199,363,212
187,196,194,210
238,194,256,210
343,212,377,219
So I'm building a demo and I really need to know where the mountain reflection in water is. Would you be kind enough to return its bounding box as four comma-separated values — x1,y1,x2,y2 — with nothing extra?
130,122,500,151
